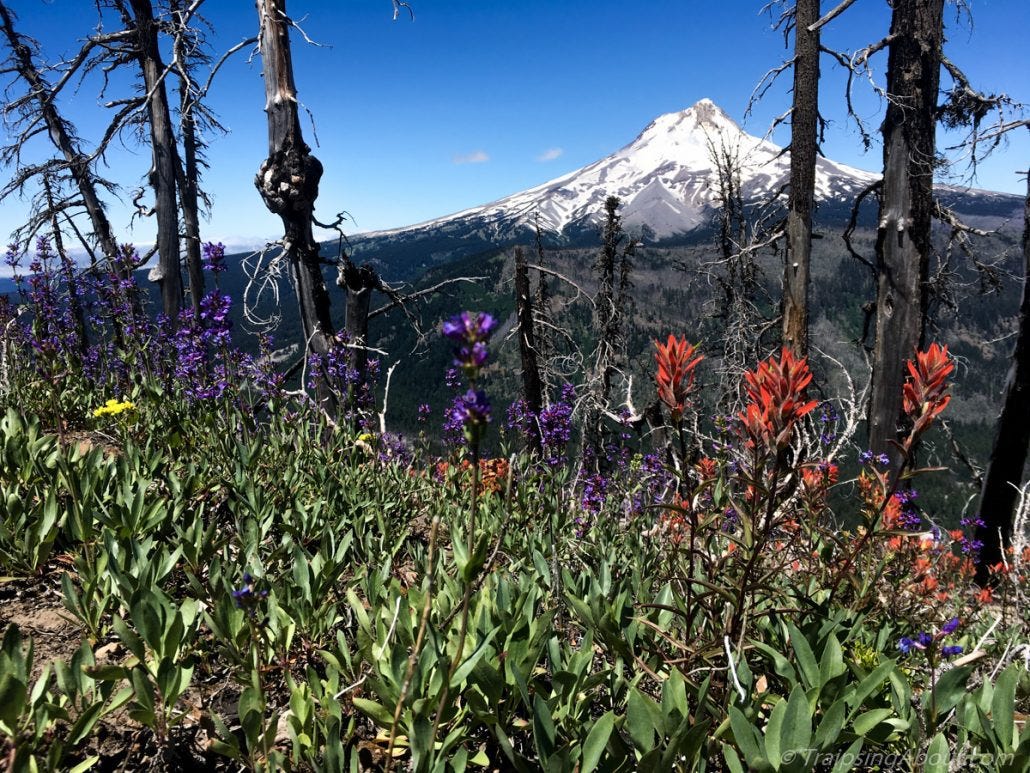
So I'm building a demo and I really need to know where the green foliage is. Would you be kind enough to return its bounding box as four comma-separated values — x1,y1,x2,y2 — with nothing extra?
0,320,1027,770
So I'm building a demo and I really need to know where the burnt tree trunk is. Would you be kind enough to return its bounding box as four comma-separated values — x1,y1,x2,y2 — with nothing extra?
0,3,122,267
867,0,943,460
975,176,1030,584
128,0,184,320
172,1,204,315
254,0,335,394
339,261,377,411
781,0,820,355
514,246,543,454
583,196,626,466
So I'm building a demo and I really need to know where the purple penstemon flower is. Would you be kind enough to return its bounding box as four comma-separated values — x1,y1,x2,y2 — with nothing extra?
443,311,497,378
442,311,497,343
202,241,227,274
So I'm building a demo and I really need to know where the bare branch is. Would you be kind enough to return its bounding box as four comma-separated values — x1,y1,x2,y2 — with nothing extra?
744,57,795,120
808,0,858,32
367,275,485,320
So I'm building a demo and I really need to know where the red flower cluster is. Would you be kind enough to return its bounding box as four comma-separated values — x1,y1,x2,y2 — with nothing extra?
434,457,511,495
902,343,954,438
655,335,703,423
738,347,818,451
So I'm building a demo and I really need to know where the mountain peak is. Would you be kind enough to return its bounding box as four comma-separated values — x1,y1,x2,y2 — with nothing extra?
629,99,743,155
681,98,738,131
358,99,884,262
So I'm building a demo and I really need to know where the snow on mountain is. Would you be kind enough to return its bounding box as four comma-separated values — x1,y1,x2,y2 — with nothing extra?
349,99,1020,279
361,99,877,246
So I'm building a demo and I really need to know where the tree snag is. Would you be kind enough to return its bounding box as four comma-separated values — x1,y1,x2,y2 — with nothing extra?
254,0,335,386
782,0,820,355
867,0,944,461
127,0,185,319
514,245,543,454
975,174,1030,584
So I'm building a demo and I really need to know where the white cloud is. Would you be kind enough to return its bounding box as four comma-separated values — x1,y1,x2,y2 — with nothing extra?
537,147,564,162
452,150,490,165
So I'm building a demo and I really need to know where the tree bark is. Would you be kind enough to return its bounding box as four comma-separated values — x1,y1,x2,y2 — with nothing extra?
975,176,1030,584
128,0,184,320
514,246,543,454
340,261,377,411
867,0,944,460
254,0,335,383
0,2,122,268
782,0,820,355
171,0,204,316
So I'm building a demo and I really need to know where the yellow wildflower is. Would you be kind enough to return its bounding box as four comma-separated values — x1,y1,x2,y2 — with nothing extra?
93,398,136,418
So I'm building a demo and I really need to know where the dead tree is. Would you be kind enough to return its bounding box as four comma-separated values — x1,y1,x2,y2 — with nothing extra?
170,0,207,314
867,0,944,461
514,245,544,453
0,2,123,268
781,0,820,354
976,174,1030,584
254,0,336,395
582,196,634,464
338,260,378,410
120,0,185,319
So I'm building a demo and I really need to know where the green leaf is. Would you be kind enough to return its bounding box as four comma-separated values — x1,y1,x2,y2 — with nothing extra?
828,739,864,773
580,711,614,773
813,699,845,751
728,705,765,767
818,633,846,690
532,696,556,763
351,697,394,728
451,629,498,688
786,624,819,691
67,756,100,773
67,701,107,745
924,732,949,773
764,696,787,768
750,640,799,684
626,687,660,751
852,708,893,738
992,664,1018,750
847,659,895,714
722,744,746,773
780,685,812,761
925,665,974,724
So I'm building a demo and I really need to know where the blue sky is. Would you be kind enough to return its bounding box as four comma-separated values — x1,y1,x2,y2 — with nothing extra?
1,0,1028,262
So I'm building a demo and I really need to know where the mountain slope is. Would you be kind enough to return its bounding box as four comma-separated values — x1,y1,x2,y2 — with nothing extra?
346,99,1020,279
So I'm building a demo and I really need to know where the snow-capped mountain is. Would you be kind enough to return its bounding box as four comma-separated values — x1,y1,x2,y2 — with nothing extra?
347,99,1020,278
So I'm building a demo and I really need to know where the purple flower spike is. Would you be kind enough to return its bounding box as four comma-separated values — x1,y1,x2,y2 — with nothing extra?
459,389,491,425
443,311,497,376
442,311,496,343
942,645,963,658
898,637,915,654
942,617,960,635
202,241,227,273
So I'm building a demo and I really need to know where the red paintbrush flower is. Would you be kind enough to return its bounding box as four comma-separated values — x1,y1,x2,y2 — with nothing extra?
654,335,703,423
902,343,953,437
737,347,819,451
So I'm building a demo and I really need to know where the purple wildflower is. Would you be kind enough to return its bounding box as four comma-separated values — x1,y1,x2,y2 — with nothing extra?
202,241,227,274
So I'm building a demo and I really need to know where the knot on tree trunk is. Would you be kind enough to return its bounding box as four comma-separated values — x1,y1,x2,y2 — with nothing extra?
255,144,323,216
338,261,378,292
